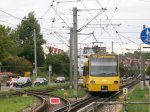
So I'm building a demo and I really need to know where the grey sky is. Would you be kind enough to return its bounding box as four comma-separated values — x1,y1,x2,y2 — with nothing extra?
0,0,150,54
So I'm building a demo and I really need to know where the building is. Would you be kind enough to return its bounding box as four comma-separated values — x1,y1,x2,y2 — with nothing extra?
41,44,64,58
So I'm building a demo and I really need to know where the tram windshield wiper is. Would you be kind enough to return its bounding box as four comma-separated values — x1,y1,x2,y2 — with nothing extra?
107,72,117,76
99,73,107,76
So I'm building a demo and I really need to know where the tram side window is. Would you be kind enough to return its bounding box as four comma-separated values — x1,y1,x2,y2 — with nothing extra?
83,66,88,76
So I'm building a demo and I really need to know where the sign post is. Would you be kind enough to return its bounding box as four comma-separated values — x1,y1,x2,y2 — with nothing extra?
140,28,150,86
49,65,52,85
123,88,128,112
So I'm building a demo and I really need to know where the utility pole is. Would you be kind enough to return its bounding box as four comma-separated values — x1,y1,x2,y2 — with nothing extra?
140,25,146,86
34,28,37,77
79,44,82,77
69,28,73,89
73,7,78,99
112,41,114,53
141,53,145,86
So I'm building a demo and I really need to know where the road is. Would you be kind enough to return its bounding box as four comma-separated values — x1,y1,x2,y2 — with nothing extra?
0,84,21,91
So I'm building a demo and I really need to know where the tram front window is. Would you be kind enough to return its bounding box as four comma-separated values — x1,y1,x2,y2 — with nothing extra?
90,58,118,76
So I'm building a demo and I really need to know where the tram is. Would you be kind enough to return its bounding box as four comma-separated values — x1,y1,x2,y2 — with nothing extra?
83,53,120,92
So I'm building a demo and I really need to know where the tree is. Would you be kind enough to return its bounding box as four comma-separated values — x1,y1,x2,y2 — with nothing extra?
2,56,32,74
45,53,69,77
146,64,150,76
17,12,45,66
119,62,125,77
0,25,17,61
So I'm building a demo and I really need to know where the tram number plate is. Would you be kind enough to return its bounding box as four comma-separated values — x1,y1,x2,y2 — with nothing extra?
101,85,108,92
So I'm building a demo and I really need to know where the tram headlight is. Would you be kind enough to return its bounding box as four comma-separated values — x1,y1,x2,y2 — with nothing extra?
114,81,118,84
90,80,95,84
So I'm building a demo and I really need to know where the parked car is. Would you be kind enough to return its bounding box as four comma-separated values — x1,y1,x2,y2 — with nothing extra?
16,77,32,87
34,78,48,85
78,79,83,86
6,78,18,86
145,76,150,80
55,77,65,83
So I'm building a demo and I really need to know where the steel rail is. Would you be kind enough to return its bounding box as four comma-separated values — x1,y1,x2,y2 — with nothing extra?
54,80,139,112
16,91,48,112
77,80,139,112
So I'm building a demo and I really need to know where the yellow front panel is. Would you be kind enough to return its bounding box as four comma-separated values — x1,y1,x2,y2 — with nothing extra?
88,76,120,92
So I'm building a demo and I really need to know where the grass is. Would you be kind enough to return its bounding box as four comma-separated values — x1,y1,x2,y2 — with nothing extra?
49,88,86,98
0,90,16,94
121,86,149,112
0,95,34,112
23,83,69,91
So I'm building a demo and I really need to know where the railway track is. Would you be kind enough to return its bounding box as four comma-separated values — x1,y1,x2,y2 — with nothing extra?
53,79,139,112
10,79,138,112
21,90,70,112
76,80,139,112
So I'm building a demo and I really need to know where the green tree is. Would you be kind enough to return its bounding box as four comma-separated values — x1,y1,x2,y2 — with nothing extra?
2,56,32,74
17,12,45,66
134,51,141,59
0,25,17,61
45,53,69,77
119,62,125,77
146,64,150,76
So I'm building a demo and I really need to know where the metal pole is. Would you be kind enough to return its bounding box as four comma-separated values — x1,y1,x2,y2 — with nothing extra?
112,41,113,53
124,95,128,112
73,7,78,99
49,65,51,85
143,54,145,86
79,44,81,76
69,28,73,89
49,71,51,85
32,68,35,87
0,62,1,72
34,29,37,77
142,25,146,86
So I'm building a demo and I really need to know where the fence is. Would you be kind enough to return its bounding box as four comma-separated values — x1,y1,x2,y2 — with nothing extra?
77,101,150,112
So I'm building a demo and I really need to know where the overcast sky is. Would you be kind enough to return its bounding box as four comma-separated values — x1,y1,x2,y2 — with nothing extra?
0,0,150,54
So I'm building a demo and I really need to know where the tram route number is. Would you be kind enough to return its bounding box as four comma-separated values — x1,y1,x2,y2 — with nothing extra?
123,88,128,95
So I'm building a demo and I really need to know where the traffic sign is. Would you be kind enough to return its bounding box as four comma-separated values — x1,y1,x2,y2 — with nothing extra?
140,28,150,44
123,88,128,95
140,43,150,52
50,98,60,104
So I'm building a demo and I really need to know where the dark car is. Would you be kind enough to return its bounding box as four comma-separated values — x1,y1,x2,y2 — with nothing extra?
55,77,65,83
16,77,32,87
6,78,18,86
34,78,48,85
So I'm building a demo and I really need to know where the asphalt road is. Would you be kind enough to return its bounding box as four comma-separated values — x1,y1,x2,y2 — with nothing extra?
0,84,21,91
